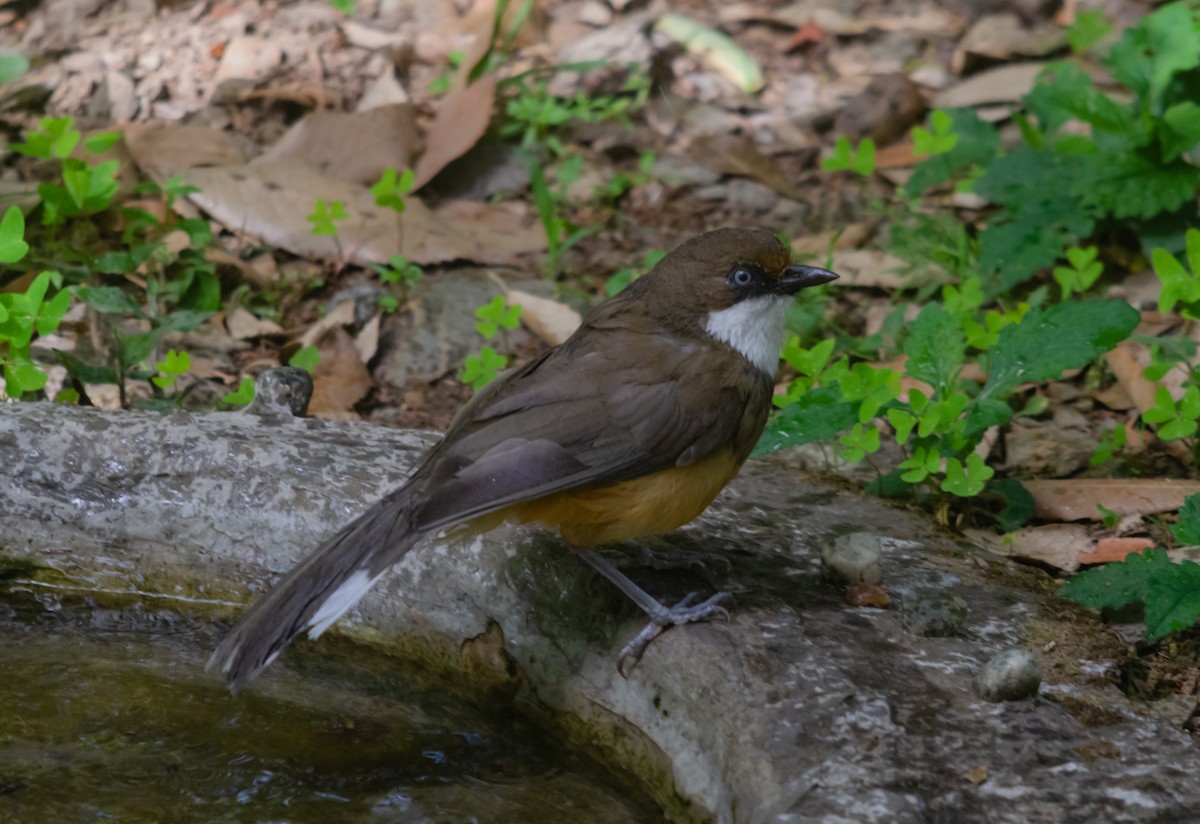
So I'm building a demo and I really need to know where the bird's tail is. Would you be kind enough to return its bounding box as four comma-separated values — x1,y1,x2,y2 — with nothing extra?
208,489,422,691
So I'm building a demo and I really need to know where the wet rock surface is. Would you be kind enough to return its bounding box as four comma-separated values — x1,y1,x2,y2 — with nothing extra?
2,403,1199,823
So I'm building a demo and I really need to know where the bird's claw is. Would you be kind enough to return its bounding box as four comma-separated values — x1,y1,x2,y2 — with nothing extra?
616,591,732,678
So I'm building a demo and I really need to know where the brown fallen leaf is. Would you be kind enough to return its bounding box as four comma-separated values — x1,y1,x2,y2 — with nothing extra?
226,307,284,341
952,14,1065,74
123,123,248,175
257,105,422,186
1104,340,1157,415
505,289,581,346
412,75,499,191
181,160,543,266
308,326,373,420
1082,537,1155,565
690,134,802,200
833,74,926,146
933,63,1047,109
1022,479,1200,522
845,583,891,608
965,524,1094,573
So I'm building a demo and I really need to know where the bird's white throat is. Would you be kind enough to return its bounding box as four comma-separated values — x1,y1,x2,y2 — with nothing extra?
704,295,791,374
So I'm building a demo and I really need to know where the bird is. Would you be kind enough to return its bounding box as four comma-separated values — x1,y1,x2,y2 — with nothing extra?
209,227,838,690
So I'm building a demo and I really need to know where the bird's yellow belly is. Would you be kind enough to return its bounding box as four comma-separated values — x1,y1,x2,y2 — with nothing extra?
497,449,744,547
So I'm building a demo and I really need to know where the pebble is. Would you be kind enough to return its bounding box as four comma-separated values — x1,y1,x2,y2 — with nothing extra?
976,649,1042,702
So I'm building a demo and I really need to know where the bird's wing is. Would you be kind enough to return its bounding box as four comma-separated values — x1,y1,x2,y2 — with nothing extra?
412,317,770,531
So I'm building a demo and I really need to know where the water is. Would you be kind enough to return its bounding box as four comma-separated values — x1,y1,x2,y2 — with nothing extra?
0,589,658,823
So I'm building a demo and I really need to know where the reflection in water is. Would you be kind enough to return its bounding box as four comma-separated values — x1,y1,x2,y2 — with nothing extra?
0,590,656,822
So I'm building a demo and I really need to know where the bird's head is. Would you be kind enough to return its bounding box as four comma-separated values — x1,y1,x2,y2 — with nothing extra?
630,228,838,373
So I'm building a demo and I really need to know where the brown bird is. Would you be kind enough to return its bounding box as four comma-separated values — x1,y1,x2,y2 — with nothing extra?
209,228,837,689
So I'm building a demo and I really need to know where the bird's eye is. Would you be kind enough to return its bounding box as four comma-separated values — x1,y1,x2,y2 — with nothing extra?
729,268,755,287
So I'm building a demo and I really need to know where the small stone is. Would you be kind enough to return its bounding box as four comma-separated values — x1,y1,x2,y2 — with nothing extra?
822,532,883,585
902,591,968,637
244,367,314,419
976,649,1041,702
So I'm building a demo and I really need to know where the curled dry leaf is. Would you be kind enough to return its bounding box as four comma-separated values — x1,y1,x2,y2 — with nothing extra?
412,75,498,191
506,289,582,346
1022,479,1200,522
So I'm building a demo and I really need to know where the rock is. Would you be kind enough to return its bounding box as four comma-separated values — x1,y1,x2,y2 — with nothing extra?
2,403,1200,822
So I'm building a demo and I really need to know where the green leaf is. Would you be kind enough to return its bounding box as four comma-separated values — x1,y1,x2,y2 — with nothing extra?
1172,492,1200,545
990,478,1035,531
941,456,985,497
752,385,859,456
0,206,30,263
1107,3,1200,114
76,285,143,315
903,303,964,394
222,376,256,406
887,408,916,444
1145,558,1200,640
55,349,120,385
981,300,1139,403
905,109,1001,196
83,131,121,153
1068,9,1112,54
1162,102,1200,162
1025,62,1136,139
1060,548,1156,609
974,147,1098,293
0,52,30,85
289,345,321,373
4,359,48,394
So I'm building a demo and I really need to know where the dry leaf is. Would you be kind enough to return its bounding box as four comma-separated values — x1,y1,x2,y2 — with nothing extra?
690,134,802,200
412,75,499,190
180,160,543,266
844,583,891,608
1022,479,1200,522
1104,341,1157,415
123,123,248,175
1082,537,1156,565
965,524,1094,573
828,249,923,289
507,289,582,346
953,15,1065,74
308,326,373,420
258,105,421,186
933,63,1047,109
226,307,283,340
301,299,359,350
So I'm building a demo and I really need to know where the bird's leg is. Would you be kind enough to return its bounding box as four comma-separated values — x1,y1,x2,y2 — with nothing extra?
629,535,733,581
578,549,732,677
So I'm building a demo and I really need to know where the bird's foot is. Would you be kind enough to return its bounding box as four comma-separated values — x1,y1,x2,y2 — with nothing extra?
616,591,732,678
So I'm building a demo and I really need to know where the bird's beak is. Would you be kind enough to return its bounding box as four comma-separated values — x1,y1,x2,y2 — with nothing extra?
780,264,840,294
